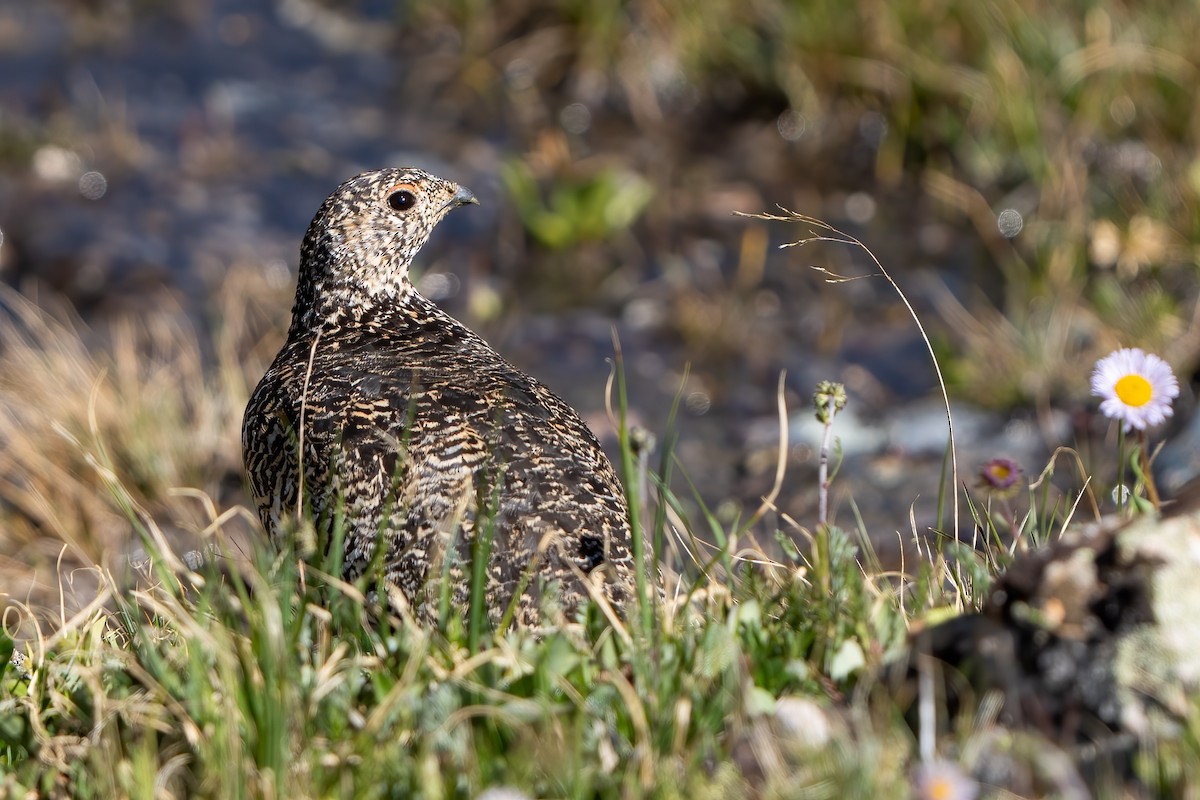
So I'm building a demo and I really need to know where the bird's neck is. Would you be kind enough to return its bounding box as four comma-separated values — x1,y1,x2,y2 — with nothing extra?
289,235,417,335
289,285,419,336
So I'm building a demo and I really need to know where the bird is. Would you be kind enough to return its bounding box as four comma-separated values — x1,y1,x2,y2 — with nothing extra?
242,167,638,627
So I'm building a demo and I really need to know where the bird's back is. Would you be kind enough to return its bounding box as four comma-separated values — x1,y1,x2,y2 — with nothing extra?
243,293,636,624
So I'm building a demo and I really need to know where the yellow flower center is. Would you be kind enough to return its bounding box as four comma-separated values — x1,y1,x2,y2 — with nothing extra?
1114,374,1153,407
928,778,953,800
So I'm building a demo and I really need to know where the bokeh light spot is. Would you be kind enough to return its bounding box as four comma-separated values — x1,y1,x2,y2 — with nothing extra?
997,208,1023,239
559,103,592,135
845,192,876,224
79,171,108,200
777,109,806,141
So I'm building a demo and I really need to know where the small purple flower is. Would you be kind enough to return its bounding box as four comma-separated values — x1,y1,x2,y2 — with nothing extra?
978,457,1021,496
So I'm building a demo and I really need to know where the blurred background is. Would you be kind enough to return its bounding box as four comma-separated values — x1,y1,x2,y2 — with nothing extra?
2,0,1200,604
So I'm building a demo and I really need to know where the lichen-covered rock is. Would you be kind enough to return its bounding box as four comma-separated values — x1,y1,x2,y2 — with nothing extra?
889,508,1200,784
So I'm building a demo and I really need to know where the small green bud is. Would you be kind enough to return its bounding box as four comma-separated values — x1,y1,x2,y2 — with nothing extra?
813,381,847,424
630,426,656,457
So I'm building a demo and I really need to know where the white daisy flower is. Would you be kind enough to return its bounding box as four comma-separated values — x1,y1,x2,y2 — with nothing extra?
913,759,978,800
1091,347,1179,432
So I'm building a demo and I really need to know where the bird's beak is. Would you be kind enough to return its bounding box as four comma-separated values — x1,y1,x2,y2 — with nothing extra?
444,184,479,211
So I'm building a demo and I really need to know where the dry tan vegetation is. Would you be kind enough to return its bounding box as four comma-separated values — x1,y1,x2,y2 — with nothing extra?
0,266,287,618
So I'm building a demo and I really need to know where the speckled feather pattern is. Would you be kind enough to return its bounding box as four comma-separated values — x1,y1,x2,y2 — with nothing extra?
242,168,636,625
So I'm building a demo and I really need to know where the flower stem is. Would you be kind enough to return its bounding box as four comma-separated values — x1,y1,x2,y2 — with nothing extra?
1117,425,1127,514
818,397,835,526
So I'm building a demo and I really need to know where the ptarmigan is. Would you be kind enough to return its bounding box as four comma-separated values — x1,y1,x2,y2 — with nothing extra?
242,168,637,626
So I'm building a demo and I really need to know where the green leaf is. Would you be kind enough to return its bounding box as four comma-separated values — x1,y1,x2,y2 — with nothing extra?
0,631,12,683
744,685,777,717
828,638,865,683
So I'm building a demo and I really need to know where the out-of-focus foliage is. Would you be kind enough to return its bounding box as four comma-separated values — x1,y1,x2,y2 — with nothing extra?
502,161,653,250
411,0,1200,405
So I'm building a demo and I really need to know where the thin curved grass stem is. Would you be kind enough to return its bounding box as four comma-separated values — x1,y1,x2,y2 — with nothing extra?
736,209,961,544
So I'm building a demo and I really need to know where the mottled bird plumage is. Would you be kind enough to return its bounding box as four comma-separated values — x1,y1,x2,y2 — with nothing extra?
242,168,636,625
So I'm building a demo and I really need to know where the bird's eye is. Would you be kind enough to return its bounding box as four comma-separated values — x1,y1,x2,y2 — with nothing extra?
387,190,416,212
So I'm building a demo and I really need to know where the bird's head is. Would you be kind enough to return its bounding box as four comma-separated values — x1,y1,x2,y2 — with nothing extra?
293,167,477,327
